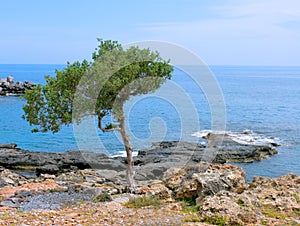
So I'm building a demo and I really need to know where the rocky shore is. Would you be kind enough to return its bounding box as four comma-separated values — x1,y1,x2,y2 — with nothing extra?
0,139,299,225
0,139,277,181
0,76,36,96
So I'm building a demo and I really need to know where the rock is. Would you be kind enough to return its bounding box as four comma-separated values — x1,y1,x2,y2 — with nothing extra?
247,174,300,212
1,177,15,185
36,164,60,175
0,76,35,96
212,145,278,163
56,172,85,183
0,140,278,186
197,173,300,225
163,162,246,200
0,179,8,187
0,148,126,174
199,191,260,225
0,143,17,148
137,180,172,200
0,169,27,187
113,196,130,203
0,200,20,208
7,75,14,84
136,141,277,175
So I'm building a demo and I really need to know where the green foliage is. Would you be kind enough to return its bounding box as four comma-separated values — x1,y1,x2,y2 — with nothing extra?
125,195,162,209
293,193,299,202
93,193,112,202
22,60,90,133
179,197,199,213
201,216,227,225
261,205,286,219
237,199,245,207
183,214,202,222
182,205,199,213
22,38,173,133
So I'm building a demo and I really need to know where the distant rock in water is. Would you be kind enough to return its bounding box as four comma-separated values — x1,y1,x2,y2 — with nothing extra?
0,75,36,96
192,130,281,147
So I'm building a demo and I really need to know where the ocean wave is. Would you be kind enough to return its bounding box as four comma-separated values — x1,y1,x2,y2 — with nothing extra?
192,130,281,146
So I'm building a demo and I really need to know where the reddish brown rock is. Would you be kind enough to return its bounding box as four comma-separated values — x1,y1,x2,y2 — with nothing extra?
0,179,68,200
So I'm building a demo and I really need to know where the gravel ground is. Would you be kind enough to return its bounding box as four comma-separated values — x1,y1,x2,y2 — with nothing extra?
19,191,96,211
0,201,209,226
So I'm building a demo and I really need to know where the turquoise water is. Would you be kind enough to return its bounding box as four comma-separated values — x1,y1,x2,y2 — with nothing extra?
0,64,299,180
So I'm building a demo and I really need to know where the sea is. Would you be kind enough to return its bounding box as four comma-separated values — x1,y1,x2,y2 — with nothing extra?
0,64,299,181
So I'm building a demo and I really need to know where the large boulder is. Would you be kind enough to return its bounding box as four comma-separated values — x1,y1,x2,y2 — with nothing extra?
0,168,27,187
163,162,247,200
6,75,14,84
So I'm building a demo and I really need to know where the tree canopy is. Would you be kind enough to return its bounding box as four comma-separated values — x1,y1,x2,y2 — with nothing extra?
22,39,173,187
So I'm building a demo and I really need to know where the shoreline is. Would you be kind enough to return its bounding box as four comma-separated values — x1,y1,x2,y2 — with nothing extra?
0,157,299,225
0,138,299,224
0,140,278,177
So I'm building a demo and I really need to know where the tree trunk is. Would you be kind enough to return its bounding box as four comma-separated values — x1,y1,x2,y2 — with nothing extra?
119,115,135,188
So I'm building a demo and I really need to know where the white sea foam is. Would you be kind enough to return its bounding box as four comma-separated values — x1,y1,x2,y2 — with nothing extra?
192,130,281,146
112,150,139,158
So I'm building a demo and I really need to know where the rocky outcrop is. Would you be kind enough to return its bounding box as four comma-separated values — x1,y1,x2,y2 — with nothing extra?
0,76,35,96
134,140,277,180
0,139,277,181
198,173,300,225
0,166,27,187
137,140,277,165
163,162,247,200
0,147,126,174
0,161,298,225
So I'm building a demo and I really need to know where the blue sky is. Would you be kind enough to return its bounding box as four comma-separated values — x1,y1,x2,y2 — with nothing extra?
1,0,300,65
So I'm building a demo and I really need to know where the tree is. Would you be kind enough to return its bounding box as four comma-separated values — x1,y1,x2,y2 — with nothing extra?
22,39,173,187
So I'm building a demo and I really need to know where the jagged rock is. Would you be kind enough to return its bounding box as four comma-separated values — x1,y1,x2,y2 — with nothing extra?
0,140,278,184
137,180,172,200
163,162,246,200
198,173,300,225
7,75,14,83
56,172,85,183
0,76,35,96
137,140,277,169
0,143,17,148
0,169,27,187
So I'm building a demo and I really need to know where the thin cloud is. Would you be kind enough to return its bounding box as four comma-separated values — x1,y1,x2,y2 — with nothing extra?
138,0,300,65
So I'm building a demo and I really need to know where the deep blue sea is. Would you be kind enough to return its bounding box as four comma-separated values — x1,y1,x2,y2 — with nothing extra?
0,64,299,180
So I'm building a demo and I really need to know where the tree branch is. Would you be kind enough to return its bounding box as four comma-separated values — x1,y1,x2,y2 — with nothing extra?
97,113,120,132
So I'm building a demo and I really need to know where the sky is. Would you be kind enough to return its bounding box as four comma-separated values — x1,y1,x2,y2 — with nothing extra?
1,0,300,65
